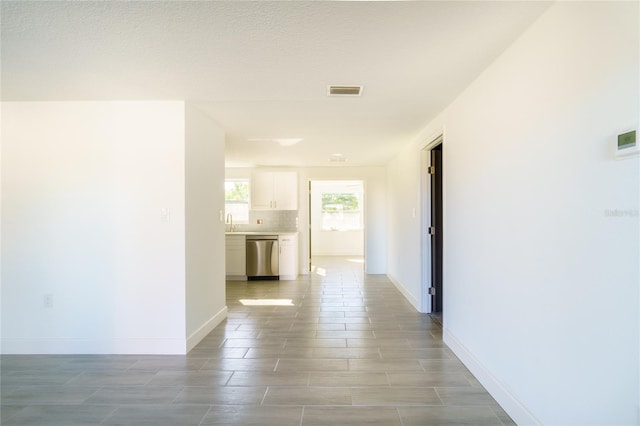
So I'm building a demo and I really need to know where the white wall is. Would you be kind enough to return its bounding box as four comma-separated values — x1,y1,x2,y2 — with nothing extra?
387,2,639,425
1,101,227,355
227,166,386,274
184,103,227,352
1,101,188,353
310,180,364,256
387,146,424,310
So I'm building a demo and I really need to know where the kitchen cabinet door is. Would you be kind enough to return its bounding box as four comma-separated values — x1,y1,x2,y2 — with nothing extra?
251,171,297,210
273,172,298,210
250,173,275,210
225,235,246,279
278,234,298,280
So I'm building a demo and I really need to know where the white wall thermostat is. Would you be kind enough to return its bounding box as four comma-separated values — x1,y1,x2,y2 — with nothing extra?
615,130,638,159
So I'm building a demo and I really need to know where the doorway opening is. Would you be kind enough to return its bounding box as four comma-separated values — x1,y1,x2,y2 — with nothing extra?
421,136,443,321
308,180,365,277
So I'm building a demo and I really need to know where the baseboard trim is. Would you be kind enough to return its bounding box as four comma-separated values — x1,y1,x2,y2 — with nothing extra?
1,306,229,355
387,274,421,312
0,337,187,355
444,328,541,426
186,305,228,353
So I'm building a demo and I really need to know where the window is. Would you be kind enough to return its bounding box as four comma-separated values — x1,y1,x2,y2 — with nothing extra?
321,192,362,231
224,179,249,223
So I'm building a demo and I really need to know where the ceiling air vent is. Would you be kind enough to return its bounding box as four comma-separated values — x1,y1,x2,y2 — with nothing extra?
329,154,347,163
328,85,363,97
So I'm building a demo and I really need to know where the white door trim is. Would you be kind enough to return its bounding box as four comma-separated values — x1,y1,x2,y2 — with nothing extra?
419,132,444,313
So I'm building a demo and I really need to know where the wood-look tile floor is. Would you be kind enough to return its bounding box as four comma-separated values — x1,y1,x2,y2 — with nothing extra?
1,256,515,425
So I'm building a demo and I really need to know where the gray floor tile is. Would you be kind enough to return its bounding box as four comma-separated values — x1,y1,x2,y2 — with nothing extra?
201,405,303,425
1,370,81,386
67,371,156,386
243,347,315,359
302,406,402,425
309,371,389,386
398,406,503,426
276,358,349,372
0,356,66,371
436,386,499,406
388,372,471,387
221,338,285,348
2,386,100,404
84,386,183,405
312,347,381,359
0,405,27,424
102,404,210,425
351,386,442,406
347,338,411,348
420,358,471,373
127,357,208,371
263,386,352,405
315,330,376,339
227,371,309,386
173,386,267,405
59,356,139,371
349,359,424,372
0,405,116,426
380,348,450,359
147,370,232,386
284,338,347,348
200,358,278,372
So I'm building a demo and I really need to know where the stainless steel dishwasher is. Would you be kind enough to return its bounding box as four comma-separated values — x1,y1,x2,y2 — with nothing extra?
246,235,279,280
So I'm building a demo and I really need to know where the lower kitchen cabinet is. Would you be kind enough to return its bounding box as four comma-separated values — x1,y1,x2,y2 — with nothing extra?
225,234,246,280
278,233,298,280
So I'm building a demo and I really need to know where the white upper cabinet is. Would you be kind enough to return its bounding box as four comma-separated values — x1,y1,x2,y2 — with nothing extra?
251,171,298,210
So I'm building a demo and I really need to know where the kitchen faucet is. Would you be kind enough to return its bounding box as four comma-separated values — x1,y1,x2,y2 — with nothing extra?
225,213,234,232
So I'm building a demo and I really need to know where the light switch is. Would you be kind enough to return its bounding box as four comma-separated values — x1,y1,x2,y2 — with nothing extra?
160,208,171,222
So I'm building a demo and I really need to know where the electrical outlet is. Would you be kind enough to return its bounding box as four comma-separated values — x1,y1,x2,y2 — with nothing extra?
44,294,53,308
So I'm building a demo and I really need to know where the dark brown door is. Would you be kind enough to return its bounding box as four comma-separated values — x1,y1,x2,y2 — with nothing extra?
431,144,443,314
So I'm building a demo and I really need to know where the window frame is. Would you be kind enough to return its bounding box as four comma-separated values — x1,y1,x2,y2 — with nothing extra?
224,178,250,224
320,191,363,232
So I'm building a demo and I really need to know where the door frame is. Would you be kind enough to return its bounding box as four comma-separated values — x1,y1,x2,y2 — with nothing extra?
420,133,444,313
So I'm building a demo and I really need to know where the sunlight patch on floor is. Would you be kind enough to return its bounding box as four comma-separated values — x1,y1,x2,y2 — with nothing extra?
311,266,326,277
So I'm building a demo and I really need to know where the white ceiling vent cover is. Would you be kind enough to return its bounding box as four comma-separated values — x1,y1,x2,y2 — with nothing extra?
328,85,363,96
329,154,348,163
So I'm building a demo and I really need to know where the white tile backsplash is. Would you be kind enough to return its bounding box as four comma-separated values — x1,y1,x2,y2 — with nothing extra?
233,210,298,232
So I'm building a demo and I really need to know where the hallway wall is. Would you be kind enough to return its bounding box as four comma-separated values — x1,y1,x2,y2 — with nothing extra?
1,101,227,354
387,2,639,424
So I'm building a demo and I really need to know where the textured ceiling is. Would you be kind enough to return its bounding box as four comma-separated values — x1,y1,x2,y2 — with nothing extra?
1,1,551,167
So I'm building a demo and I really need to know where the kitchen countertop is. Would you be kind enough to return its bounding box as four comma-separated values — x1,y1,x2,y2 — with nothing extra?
225,231,298,236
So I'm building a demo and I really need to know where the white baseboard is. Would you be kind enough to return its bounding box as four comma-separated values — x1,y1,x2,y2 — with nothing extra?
226,275,247,281
387,274,421,312
186,305,228,353
0,337,187,355
444,328,541,426
1,306,229,355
